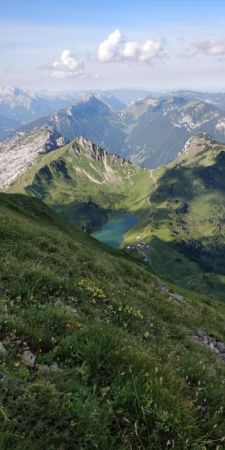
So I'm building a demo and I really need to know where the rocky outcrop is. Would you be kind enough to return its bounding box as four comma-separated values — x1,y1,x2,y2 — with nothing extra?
75,136,131,166
193,329,225,361
0,127,67,189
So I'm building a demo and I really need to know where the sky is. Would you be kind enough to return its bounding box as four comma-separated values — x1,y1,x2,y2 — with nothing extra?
1,0,225,91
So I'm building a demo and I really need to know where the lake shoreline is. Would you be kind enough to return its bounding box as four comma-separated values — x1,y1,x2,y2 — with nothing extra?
92,212,138,248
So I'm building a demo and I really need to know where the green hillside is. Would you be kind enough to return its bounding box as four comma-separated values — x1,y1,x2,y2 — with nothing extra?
10,136,153,233
1,192,225,449
124,135,225,300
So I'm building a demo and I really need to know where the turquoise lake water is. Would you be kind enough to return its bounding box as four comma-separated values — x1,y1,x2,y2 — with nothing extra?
92,213,138,248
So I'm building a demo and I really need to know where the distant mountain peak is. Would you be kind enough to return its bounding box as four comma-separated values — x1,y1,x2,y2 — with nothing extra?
0,86,37,99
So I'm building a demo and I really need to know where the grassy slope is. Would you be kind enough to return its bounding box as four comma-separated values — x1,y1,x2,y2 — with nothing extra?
124,138,225,300
9,138,153,232
1,193,225,448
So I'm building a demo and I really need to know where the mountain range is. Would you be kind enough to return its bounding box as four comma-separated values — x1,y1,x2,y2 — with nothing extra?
2,86,225,169
0,86,151,139
11,91,225,168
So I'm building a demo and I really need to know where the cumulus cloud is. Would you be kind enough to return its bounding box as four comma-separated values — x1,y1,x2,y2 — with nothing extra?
51,50,85,79
193,39,225,58
98,29,123,63
98,30,164,63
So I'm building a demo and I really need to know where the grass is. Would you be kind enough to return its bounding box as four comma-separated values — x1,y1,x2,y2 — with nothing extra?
0,193,225,448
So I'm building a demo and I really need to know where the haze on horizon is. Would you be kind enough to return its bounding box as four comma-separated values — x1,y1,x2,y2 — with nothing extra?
1,0,225,92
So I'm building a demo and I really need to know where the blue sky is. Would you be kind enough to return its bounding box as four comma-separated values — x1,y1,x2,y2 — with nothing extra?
2,0,225,26
1,0,225,90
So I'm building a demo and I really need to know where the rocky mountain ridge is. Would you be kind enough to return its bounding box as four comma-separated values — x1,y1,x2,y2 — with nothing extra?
0,127,67,189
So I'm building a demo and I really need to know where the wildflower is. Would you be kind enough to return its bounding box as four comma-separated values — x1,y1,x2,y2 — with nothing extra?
143,331,150,339
14,361,20,368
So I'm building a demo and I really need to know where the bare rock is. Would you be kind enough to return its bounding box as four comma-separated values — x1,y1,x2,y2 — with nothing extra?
21,350,36,367
217,342,225,353
193,330,225,362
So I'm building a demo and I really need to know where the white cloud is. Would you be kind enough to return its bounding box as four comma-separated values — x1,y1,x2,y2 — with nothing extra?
193,40,225,58
98,30,123,63
181,39,225,60
98,30,164,64
51,50,85,79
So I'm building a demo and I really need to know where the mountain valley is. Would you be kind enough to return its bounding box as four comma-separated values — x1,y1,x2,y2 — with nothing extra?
2,127,225,300
1,86,225,449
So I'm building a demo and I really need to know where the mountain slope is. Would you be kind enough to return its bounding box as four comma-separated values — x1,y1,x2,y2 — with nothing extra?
1,192,225,449
0,128,67,189
124,134,225,299
9,136,153,232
